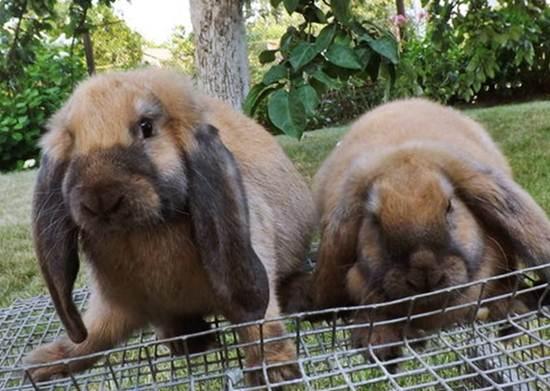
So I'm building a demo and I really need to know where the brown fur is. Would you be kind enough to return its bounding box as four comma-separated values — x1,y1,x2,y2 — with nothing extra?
308,98,550,357
25,68,315,385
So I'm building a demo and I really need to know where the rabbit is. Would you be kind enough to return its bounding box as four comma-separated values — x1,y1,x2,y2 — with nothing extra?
307,98,550,360
23,68,315,385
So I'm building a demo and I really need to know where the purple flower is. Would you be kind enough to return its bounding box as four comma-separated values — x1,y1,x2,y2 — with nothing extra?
391,14,408,27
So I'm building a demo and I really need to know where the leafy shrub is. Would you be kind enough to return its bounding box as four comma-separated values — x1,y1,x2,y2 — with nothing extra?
253,76,386,132
161,25,196,76
90,5,144,71
313,79,384,129
0,44,85,171
396,0,550,103
244,0,399,138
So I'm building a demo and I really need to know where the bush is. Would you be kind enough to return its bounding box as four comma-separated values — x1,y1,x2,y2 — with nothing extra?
314,80,384,128
253,78,385,132
244,0,399,138
0,45,85,171
395,0,550,104
249,0,550,135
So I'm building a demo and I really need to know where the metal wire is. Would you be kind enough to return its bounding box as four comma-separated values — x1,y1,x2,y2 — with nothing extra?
1,264,549,390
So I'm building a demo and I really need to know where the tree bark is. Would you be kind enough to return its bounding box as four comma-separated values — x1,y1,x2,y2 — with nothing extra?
82,31,95,76
190,0,250,109
7,1,27,60
395,0,406,41
395,0,406,17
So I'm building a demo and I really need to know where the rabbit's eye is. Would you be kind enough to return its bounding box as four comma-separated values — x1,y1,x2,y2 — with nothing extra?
139,118,154,139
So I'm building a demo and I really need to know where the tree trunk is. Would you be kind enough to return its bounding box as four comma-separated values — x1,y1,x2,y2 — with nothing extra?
6,0,28,71
395,0,406,17
395,0,406,41
190,0,250,109
82,31,96,76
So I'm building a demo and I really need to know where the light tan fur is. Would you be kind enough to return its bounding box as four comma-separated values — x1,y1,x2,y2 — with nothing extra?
314,99,510,215
25,68,315,384
309,98,550,357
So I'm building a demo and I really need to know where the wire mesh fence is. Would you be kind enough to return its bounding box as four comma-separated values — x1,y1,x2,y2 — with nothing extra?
1,264,549,390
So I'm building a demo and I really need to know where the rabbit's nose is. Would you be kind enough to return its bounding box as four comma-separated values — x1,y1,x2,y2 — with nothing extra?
81,187,124,217
406,267,446,293
406,250,446,292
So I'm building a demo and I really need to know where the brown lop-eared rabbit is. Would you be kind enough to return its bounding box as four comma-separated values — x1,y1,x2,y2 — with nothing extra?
309,98,550,358
24,68,315,384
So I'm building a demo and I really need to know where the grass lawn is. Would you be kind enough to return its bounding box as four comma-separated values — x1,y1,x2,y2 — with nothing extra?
1,100,549,308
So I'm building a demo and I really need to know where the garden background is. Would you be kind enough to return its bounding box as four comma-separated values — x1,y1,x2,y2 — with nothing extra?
0,0,549,303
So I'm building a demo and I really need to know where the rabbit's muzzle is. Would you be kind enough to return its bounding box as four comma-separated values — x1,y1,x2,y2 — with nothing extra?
382,251,469,303
405,249,447,293
63,147,168,232
79,184,125,218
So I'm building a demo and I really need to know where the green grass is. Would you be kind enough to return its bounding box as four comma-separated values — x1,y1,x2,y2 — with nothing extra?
1,100,549,308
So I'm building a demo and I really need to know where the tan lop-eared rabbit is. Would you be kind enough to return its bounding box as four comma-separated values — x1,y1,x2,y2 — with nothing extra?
24,68,315,384
310,98,550,359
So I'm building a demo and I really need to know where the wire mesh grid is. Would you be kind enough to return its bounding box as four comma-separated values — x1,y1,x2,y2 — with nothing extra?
1,264,549,390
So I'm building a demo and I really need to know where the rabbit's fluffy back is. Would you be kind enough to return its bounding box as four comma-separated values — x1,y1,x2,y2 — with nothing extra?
314,98,510,214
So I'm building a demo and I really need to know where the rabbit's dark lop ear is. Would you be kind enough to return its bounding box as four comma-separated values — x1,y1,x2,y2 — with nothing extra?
311,195,363,309
32,155,86,343
185,124,269,322
445,159,550,282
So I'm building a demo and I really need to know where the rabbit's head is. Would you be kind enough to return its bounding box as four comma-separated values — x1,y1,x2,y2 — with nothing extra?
355,154,484,302
32,69,270,343
318,146,550,308
41,69,203,232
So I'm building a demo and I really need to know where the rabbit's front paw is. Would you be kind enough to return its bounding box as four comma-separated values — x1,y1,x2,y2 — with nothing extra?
24,340,72,382
351,323,402,369
246,339,300,386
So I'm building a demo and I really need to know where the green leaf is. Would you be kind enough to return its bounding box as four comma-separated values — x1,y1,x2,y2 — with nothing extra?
330,0,350,23
466,53,479,73
362,35,400,65
334,31,352,46
313,5,326,23
356,47,373,66
324,62,354,81
295,85,319,117
259,50,277,64
314,24,336,52
310,78,328,96
303,5,326,23
284,0,299,14
325,43,363,70
263,64,288,85
242,83,280,116
379,61,396,99
270,0,283,7
280,27,298,54
484,62,496,79
311,69,340,89
289,42,319,70
268,89,305,139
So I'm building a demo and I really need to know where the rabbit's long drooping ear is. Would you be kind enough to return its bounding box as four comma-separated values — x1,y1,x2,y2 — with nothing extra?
311,194,363,309
185,124,269,322
32,155,86,343
444,158,550,282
